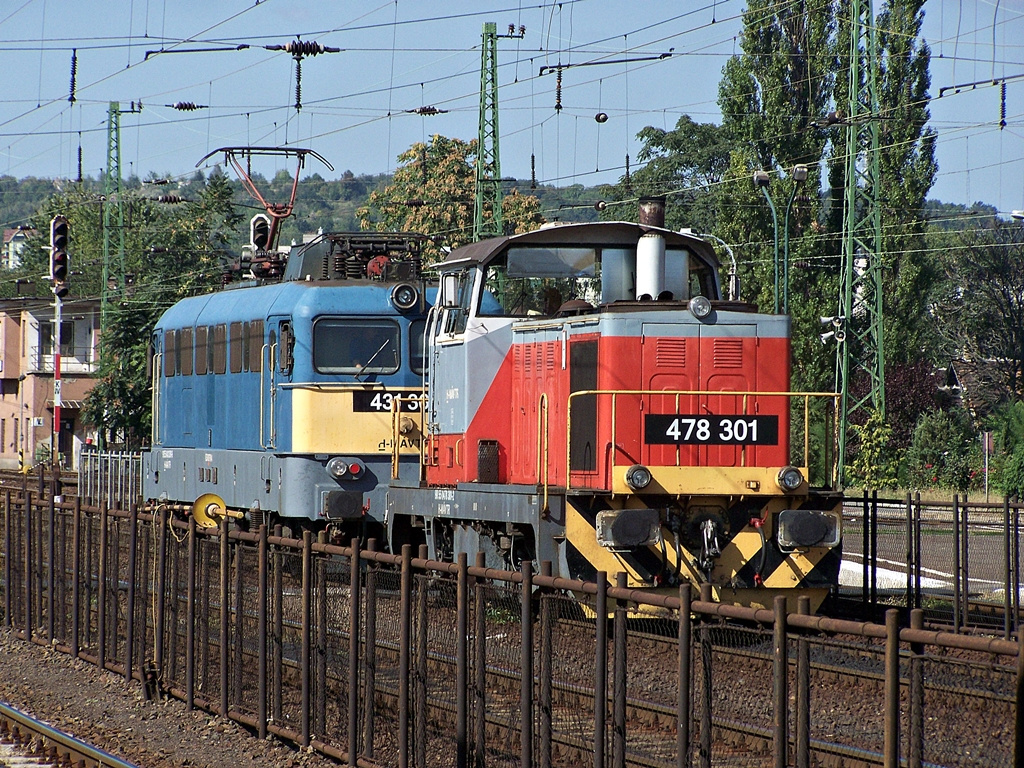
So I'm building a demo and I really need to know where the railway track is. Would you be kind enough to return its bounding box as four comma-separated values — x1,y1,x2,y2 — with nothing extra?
0,700,138,768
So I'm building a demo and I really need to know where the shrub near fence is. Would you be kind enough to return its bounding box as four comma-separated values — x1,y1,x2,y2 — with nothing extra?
0,491,1022,768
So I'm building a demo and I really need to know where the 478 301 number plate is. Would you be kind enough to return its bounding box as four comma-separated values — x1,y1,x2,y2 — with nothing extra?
645,414,779,445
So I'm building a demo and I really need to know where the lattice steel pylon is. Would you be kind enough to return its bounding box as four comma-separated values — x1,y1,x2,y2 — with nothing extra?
474,23,503,241
102,102,129,342
836,0,885,483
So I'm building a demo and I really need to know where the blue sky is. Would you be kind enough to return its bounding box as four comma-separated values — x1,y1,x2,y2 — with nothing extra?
0,0,1021,220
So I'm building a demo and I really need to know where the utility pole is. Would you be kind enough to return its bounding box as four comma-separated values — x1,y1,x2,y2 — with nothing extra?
836,0,885,483
474,22,523,241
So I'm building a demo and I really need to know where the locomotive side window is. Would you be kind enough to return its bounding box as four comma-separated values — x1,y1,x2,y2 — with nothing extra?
279,322,293,373
247,320,263,372
212,324,227,374
195,326,208,375
440,270,472,336
163,330,177,377
313,319,400,374
229,322,243,374
180,327,193,376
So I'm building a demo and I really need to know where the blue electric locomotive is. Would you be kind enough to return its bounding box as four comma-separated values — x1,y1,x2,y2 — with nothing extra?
143,232,430,539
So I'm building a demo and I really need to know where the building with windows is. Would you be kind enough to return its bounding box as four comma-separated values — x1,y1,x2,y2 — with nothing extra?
2,227,35,270
0,298,101,470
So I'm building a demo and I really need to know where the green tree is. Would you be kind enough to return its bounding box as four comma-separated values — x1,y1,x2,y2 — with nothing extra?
358,135,544,262
904,409,976,491
847,410,899,489
930,221,1024,407
82,172,242,447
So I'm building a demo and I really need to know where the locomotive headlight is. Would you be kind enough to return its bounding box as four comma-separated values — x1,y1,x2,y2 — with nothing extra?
776,466,805,492
326,457,349,479
391,282,419,311
625,464,653,491
688,295,712,319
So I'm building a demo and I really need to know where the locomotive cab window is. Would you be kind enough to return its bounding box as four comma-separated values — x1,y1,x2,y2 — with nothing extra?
313,318,400,374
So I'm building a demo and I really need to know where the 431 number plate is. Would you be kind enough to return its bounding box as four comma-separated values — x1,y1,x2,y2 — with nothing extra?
645,415,778,445
352,391,422,413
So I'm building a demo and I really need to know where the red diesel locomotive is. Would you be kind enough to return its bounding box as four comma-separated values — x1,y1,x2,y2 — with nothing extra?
386,198,842,609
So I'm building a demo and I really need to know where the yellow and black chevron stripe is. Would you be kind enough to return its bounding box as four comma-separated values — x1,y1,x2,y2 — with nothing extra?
564,493,842,612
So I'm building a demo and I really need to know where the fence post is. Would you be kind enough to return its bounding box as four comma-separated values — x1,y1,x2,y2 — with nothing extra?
185,516,197,710
953,494,961,633
273,525,283,724
97,501,108,670
884,609,900,768
1014,498,1021,635
539,560,552,768
348,538,361,767
521,560,535,768
456,552,469,768
154,506,167,677
416,544,428,768
914,492,923,609
909,608,924,768
399,544,412,768
4,491,11,630
699,583,713,768
71,496,81,657
316,532,328,737
773,595,788,768
1015,625,1023,768
1007,497,1014,641
594,572,608,768
258,523,268,740
363,539,378,761
796,596,810,768
46,485,55,643
474,551,486,768
301,529,312,748
678,583,692,768
125,504,139,683
962,496,970,625
220,518,230,718
24,492,34,641
862,490,869,605
871,490,879,604
612,572,627,768
232,528,244,708
905,493,914,610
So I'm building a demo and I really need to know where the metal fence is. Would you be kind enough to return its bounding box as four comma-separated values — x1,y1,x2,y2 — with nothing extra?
76,450,143,509
843,492,1024,635
1,492,1021,768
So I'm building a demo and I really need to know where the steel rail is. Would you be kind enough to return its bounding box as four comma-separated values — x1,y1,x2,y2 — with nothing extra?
0,700,139,768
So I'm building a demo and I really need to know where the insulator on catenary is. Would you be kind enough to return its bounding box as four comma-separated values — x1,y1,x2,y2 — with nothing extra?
1001,81,1007,129
168,101,206,111
294,58,302,111
68,49,77,104
157,195,186,204
624,154,632,193
555,68,563,112
266,40,341,58
408,105,448,115
530,153,536,189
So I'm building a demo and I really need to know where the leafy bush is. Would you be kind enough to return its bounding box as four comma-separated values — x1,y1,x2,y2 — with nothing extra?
903,409,977,491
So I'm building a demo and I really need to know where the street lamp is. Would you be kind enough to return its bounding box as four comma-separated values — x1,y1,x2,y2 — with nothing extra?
783,164,808,314
753,170,780,313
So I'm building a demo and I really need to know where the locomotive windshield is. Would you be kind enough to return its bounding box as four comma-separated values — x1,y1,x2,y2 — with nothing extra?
313,318,401,374
479,244,716,316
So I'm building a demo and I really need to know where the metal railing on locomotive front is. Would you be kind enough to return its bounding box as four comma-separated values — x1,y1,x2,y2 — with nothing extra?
561,389,842,495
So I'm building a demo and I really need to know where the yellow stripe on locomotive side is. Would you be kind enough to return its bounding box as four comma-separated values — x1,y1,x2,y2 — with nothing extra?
290,388,424,454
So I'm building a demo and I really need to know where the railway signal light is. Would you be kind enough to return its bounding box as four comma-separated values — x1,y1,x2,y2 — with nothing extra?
49,215,70,297
250,214,271,251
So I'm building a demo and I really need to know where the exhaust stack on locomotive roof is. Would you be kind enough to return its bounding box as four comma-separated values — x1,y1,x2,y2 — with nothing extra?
636,196,677,301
